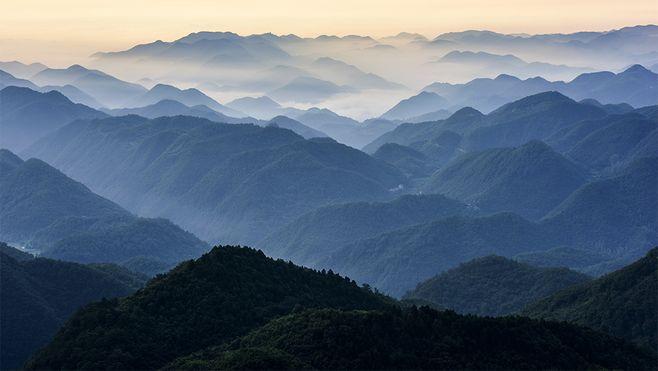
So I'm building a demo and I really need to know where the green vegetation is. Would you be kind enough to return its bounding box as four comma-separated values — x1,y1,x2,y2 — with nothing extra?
0,243,146,369
260,194,476,267
425,140,587,220
0,149,208,272
26,246,391,370
168,307,656,370
523,247,658,352
25,115,406,244
404,255,590,316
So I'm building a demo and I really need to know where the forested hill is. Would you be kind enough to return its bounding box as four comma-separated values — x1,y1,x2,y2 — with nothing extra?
403,255,591,316
26,246,392,370
0,243,147,369
166,308,657,370
523,247,658,352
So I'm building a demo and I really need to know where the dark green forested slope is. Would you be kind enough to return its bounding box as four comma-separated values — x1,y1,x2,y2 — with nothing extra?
424,140,588,220
523,248,658,352
0,149,208,273
26,246,391,370
403,255,591,316
167,308,656,370
24,115,405,244
0,243,146,369
260,194,476,267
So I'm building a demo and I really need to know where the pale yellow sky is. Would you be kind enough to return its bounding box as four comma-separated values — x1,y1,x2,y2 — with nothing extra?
1,0,656,66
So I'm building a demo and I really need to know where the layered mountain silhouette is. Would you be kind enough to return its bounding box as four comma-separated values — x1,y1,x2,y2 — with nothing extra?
0,243,147,369
0,86,106,151
404,255,590,316
268,76,356,103
30,64,147,107
0,60,47,79
129,84,243,116
380,91,449,121
0,149,208,273
24,115,405,244
523,248,658,352
424,64,658,112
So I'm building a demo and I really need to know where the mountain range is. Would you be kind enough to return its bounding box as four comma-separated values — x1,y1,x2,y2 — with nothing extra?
24,115,406,244
0,149,208,274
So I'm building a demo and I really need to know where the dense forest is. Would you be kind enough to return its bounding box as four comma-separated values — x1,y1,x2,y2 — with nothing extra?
403,255,590,316
26,246,392,370
523,247,658,352
166,307,656,370
0,243,147,369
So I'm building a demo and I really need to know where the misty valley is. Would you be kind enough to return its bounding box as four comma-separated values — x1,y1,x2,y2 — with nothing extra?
1,20,657,371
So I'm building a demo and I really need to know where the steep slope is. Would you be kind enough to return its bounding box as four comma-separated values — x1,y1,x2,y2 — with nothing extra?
26,246,391,370
0,86,106,151
424,141,588,220
380,91,449,121
0,243,146,369
541,157,658,260
24,116,406,244
523,248,658,352
260,194,475,266
167,308,656,370
0,69,39,89
323,213,550,297
0,149,208,272
403,255,590,316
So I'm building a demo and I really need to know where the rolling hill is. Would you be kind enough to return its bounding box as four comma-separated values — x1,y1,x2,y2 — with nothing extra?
380,91,449,121
260,194,476,267
424,140,588,220
0,149,208,273
523,248,658,352
403,255,590,316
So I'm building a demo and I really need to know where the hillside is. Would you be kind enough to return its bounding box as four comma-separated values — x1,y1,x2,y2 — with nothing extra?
167,308,656,370
26,246,391,370
403,255,590,316
130,84,242,116
322,213,550,297
0,243,146,369
465,92,607,150
24,115,406,244
541,157,658,259
0,86,106,151
260,194,476,266
523,248,658,352
424,141,588,220
0,149,208,273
